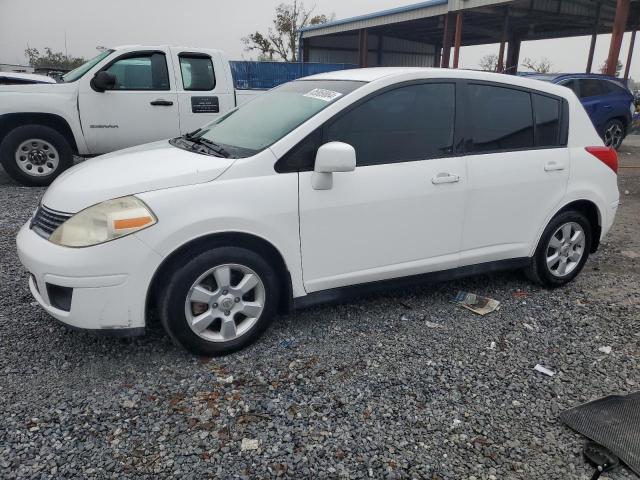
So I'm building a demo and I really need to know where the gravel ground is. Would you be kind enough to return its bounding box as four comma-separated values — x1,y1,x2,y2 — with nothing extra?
1,145,639,480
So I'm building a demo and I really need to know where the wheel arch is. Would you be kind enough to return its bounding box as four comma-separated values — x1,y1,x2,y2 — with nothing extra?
145,231,294,324
554,199,602,253
0,113,79,154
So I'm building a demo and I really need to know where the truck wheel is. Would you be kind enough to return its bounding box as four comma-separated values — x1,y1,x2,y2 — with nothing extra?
0,125,74,186
159,246,280,356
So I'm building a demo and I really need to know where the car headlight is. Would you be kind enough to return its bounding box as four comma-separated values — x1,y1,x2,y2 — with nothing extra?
49,196,157,247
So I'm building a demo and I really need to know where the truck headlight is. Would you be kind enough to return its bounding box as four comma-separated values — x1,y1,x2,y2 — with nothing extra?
49,196,157,247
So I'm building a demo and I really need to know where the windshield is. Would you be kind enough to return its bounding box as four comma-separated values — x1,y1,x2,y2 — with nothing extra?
62,49,114,83
194,79,365,157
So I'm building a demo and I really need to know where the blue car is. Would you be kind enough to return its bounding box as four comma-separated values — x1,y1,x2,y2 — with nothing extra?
526,73,635,149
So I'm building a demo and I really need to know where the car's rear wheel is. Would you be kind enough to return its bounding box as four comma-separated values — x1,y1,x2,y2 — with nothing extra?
603,119,625,150
0,125,74,186
159,247,280,356
525,211,592,288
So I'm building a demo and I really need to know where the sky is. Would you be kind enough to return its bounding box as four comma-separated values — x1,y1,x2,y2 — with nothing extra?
0,0,638,79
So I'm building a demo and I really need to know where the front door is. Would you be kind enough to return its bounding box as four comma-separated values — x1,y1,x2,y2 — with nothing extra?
298,82,467,293
79,50,180,154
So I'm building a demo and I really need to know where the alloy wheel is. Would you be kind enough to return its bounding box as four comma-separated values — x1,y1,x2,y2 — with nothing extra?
545,222,586,277
184,263,265,342
604,123,623,149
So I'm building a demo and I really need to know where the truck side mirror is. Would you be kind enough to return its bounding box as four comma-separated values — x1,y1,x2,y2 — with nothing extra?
90,71,116,92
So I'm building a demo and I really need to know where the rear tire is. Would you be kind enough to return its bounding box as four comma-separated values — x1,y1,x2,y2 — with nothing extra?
602,119,625,150
159,247,280,356
0,125,74,186
525,211,592,288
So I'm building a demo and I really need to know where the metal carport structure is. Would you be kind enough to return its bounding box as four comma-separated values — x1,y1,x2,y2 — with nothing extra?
300,0,640,79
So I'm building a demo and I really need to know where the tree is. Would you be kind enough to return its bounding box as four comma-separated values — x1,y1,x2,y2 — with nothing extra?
479,54,498,72
242,1,332,62
599,59,623,77
24,47,85,70
521,57,553,73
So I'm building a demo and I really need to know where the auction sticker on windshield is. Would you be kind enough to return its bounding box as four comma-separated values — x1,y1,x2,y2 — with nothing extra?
303,88,343,102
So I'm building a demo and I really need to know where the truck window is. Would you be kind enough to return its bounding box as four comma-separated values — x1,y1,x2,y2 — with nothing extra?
104,52,170,90
179,55,216,91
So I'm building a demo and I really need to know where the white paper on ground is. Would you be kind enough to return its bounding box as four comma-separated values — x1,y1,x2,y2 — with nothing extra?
534,364,556,377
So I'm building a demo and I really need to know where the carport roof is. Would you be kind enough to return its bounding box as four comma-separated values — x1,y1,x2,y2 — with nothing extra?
301,0,640,47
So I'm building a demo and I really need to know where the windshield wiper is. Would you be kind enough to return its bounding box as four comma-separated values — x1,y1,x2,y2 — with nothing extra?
182,131,230,158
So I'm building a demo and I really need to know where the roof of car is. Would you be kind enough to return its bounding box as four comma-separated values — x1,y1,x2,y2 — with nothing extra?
523,72,627,85
305,67,574,97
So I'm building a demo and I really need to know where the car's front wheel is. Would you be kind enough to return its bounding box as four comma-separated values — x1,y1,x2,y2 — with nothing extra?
603,119,625,150
159,247,280,356
525,211,592,288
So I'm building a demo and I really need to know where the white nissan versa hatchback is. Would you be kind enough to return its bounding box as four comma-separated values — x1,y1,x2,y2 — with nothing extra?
17,68,619,356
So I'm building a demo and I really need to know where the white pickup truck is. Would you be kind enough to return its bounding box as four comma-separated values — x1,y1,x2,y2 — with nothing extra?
0,45,261,186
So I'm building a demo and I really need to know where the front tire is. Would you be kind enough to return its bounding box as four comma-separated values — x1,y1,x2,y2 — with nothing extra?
159,247,280,356
0,125,74,186
525,211,592,288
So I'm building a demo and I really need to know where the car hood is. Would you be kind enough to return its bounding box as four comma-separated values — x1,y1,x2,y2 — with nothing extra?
42,140,235,213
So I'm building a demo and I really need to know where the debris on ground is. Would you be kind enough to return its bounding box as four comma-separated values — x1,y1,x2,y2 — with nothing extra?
425,320,443,329
452,291,501,315
599,346,613,355
621,250,640,259
512,290,529,298
534,364,556,377
523,323,535,331
241,438,260,451
489,341,496,350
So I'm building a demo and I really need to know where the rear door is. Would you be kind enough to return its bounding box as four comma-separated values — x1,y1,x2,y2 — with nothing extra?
170,48,235,134
79,49,180,154
298,81,467,293
459,82,570,265
577,79,609,132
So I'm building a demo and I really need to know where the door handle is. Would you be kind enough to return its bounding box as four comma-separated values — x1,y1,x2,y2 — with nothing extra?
431,172,460,184
603,104,612,109
544,161,565,172
150,99,174,106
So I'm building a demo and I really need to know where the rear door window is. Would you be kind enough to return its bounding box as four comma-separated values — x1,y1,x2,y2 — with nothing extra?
179,55,216,91
533,94,561,147
578,79,605,98
465,84,534,152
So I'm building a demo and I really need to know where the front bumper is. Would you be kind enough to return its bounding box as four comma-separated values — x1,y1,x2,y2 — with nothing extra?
17,222,163,332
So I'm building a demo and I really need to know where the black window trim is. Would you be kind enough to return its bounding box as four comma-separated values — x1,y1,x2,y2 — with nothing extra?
275,78,464,173
95,50,171,92
275,79,570,173
177,51,216,91
459,79,569,156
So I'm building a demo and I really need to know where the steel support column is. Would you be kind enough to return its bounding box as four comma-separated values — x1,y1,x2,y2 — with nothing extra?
441,13,455,68
453,12,463,68
624,29,637,80
497,8,509,72
505,36,521,74
586,2,602,73
605,0,630,76
358,29,369,68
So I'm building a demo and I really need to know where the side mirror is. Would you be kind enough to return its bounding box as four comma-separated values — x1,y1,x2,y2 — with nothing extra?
90,71,116,92
312,141,356,190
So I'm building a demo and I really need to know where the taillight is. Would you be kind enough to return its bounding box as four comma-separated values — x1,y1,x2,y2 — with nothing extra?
585,146,618,173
